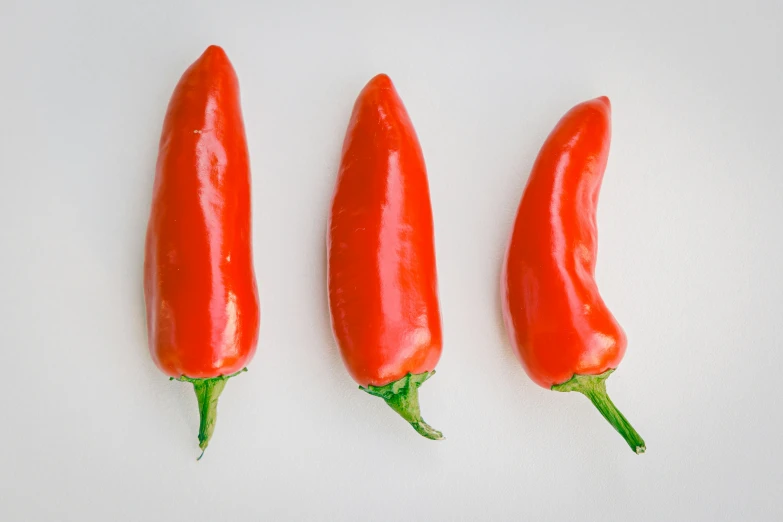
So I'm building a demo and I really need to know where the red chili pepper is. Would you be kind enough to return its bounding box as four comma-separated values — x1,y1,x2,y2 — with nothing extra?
327,74,443,440
502,97,645,453
144,46,259,456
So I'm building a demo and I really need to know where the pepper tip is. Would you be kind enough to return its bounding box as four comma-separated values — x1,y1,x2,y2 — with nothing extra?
203,44,226,55
368,73,394,90
198,45,230,66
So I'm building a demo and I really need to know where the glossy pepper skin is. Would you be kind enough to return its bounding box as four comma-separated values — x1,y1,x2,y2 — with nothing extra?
502,97,645,453
144,45,259,456
327,74,443,440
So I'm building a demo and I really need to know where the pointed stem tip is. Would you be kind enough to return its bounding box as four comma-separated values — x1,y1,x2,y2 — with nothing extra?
552,369,646,454
172,368,248,457
361,371,444,441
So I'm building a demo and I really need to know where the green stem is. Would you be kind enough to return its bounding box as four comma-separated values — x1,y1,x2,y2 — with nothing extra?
360,371,444,440
171,368,247,458
552,369,646,454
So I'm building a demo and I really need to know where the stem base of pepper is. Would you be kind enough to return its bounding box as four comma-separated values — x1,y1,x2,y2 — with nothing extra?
552,369,646,454
172,368,248,459
360,371,444,441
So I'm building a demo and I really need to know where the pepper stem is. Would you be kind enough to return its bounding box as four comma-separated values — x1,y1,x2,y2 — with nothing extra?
360,371,444,440
172,368,247,458
552,369,646,454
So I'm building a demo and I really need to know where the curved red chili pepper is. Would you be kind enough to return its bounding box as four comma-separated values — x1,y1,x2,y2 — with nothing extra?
327,74,443,440
502,97,645,453
144,46,259,456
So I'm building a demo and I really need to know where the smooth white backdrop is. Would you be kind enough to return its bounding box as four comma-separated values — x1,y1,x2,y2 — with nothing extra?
1,1,781,520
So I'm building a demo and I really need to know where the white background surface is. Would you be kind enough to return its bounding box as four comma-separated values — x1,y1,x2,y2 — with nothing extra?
1,1,781,520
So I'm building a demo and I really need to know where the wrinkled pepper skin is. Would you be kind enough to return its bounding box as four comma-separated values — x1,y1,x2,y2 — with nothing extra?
502,97,645,453
327,74,443,440
144,46,259,456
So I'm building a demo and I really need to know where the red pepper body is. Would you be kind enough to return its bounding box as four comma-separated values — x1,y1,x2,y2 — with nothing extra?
502,97,645,453
144,46,259,454
502,97,621,388
327,74,443,440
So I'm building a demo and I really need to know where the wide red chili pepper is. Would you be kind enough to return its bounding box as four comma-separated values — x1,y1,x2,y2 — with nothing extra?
327,74,443,440
144,45,259,456
502,97,645,453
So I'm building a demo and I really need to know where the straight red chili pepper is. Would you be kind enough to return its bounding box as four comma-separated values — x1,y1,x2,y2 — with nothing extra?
502,97,646,453
327,74,443,440
144,46,259,456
